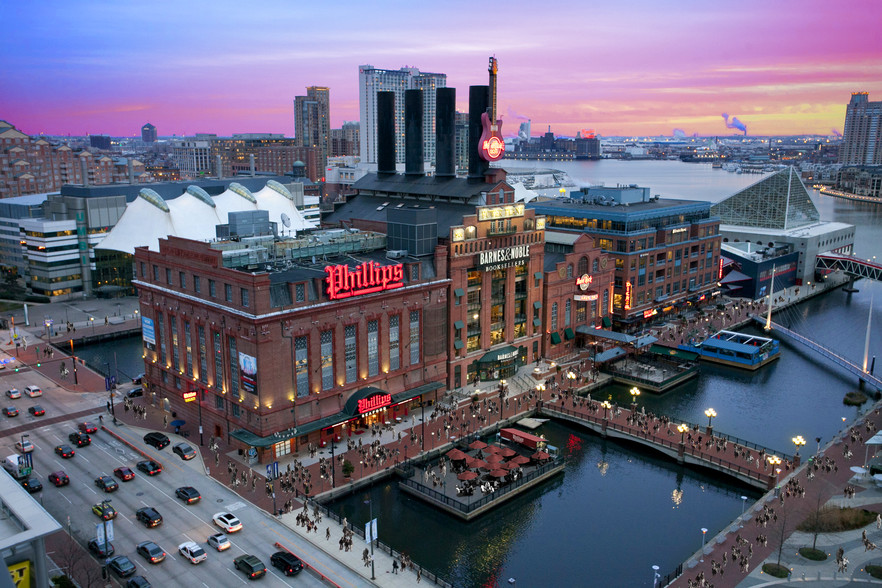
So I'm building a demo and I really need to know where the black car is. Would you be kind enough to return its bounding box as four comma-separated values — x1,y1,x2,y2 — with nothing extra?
21,477,42,493
136,460,162,476
126,387,143,398
87,538,114,558
175,486,201,504
94,475,119,492
126,577,151,588
135,541,166,564
143,432,169,450
270,551,304,576
69,431,91,447
135,507,163,528
107,555,137,578
132,373,145,385
233,554,267,580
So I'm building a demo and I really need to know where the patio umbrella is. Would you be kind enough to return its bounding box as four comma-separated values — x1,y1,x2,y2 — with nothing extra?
484,453,503,463
469,440,488,450
483,445,500,454
488,469,507,477
447,448,468,461
498,447,516,457
531,450,550,460
466,457,485,468
471,460,489,470
170,419,186,428
458,471,479,481
510,455,530,465
500,461,519,470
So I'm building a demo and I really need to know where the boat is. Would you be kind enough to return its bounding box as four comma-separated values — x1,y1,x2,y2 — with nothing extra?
678,330,780,370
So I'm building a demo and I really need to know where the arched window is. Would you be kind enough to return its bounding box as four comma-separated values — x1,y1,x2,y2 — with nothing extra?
578,256,589,275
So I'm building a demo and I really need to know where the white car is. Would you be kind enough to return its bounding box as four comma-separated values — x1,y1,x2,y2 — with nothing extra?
178,541,207,564
207,533,231,551
15,439,34,453
212,512,242,533
6,389,20,399
24,386,42,398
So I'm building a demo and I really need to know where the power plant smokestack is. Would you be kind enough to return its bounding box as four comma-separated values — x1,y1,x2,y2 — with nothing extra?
468,85,490,181
377,91,396,176
404,89,424,176
435,87,456,178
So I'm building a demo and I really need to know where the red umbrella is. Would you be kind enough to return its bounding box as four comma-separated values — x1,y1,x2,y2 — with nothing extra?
447,448,468,461
467,457,488,469
457,471,478,481
531,450,550,460
510,455,530,465
500,461,519,470
498,447,516,457
488,469,507,477
484,453,503,463
483,445,501,454
468,440,488,450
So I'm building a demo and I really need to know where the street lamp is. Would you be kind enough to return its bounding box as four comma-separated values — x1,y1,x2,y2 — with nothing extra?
364,496,376,580
601,400,612,420
566,370,576,393
630,387,641,411
536,383,546,402
652,564,660,588
792,435,806,456
705,408,717,436
700,527,708,562
678,423,689,444
816,436,822,456
89,316,94,334
739,495,748,528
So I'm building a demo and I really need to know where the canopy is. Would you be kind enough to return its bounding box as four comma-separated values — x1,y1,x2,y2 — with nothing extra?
510,455,530,465
484,453,503,463
867,432,882,445
457,471,478,481
531,450,550,460
446,448,468,461
468,440,488,450
488,469,507,478
498,447,517,458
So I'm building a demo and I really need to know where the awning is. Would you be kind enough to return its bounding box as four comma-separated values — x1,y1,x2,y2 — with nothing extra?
649,344,699,361
577,327,634,343
454,339,464,350
477,345,519,364
454,320,465,330
602,316,612,328
534,272,543,280
533,301,542,309
564,327,575,340
533,318,541,327
454,288,465,297
550,332,562,345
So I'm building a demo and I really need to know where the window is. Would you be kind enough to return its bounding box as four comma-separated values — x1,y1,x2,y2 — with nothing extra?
566,264,573,278
602,290,609,314
157,312,165,365
215,394,224,410
551,302,558,331
320,330,334,390
231,403,240,418
194,276,201,294
576,300,587,323
565,299,571,327
166,268,172,285
578,257,588,275
170,317,179,372
241,288,249,307
225,284,232,302
410,265,419,281
228,337,239,399
179,272,186,289
295,336,309,397
198,325,207,384
184,321,193,377
213,331,224,391
139,262,145,278
295,283,305,303
389,315,399,371
592,259,599,272
153,265,159,281
409,310,420,365
209,280,216,298
344,325,357,383
367,320,379,377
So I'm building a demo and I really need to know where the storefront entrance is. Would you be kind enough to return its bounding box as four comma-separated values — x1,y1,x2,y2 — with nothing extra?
475,345,524,381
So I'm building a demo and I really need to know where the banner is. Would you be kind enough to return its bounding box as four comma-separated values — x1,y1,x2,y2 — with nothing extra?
239,352,257,395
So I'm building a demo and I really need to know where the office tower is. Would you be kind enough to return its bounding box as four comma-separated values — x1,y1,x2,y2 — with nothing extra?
294,87,330,175
358,65,446,165
840,92,882,165
454,111,469,174
141,123,157,143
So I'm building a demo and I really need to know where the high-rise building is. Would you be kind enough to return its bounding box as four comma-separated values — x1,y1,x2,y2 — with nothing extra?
454,111,469,175
141,123,157,143
89,135,112,150
358,65,446,165
329,121,360,158
294,87,330,176
840,92,882,165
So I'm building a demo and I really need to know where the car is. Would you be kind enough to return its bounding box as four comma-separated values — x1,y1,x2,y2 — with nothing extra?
94,475,119,492
143,432,170,450
212,512,243,533
175,486,201,504
207,533,231,551
114,466,135,481
233,554,267,580
107,555,137,578
28,405,45,417
24,385,42,398
78,421,98,434
135,507,162,528
126,387,143,398
136,460,161,476
20,477,42,493
270,551,304,576
3,406,18,417
92,500,117,520
126,576,151,588
178,541,207,564
6,388,20,399
15,439,34,453
135,541,166,564
87,538,114,558
48,471,69,486
54,444,75,458
68,431,91,447
173,442,197,460
132,373,145,385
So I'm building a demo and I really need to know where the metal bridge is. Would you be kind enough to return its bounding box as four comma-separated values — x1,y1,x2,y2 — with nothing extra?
751,315,882,390
816,252,882,282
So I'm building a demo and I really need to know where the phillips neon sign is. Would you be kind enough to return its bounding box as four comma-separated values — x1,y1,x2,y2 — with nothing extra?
325,261,404,300
183,391,197,403
357,393,392,414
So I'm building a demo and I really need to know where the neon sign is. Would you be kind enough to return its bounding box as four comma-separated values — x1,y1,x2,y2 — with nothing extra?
325,261,404,300
357,393,391,414
576,274,593,290
183,391,197,403
718,258,724,280
624,281,633,311
481,135,505,161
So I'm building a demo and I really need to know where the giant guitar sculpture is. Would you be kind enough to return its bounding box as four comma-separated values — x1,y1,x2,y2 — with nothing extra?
479,57,505,162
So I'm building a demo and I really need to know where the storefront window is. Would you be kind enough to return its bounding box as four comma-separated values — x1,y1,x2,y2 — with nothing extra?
467,335,481,352
389,315,400,371
577,301,587,323
368,320,378,377
344,325,357,383
274,440,290,457
295,336,308,397
321,330,334,390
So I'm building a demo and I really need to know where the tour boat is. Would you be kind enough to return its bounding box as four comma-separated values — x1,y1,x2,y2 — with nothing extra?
678,330,780,370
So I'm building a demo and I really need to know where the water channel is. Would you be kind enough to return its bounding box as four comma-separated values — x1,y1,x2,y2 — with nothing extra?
78,160,882,586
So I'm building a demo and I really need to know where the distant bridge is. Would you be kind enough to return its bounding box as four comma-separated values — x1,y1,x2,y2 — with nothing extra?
816,252,882,283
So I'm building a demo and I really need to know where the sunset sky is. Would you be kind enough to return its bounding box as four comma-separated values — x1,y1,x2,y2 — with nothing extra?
3,0,881,138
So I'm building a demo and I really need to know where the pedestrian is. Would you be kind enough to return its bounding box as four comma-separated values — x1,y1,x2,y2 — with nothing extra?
392,560,398,574
326,527,331,541
163,415,168,429
417,569,421,583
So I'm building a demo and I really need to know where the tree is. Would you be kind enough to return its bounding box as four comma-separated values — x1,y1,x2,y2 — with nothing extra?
342,459,354,478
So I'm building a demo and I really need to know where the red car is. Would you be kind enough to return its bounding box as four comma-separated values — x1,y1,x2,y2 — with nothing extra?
79,421,98,434
49,471,70,486
114,466,136,481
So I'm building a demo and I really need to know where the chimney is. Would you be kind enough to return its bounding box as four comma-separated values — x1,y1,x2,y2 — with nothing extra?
249,154,256,177
127,158,135,184
376,91,396,175
435,87,456,178
216,155,223,180
468,85,490,181
81,157,90,187
405,89,424,176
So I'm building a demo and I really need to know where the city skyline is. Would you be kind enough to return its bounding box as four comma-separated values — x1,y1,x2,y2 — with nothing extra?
2,0,880,139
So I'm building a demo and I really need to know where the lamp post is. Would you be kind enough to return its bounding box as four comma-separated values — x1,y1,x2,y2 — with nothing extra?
705,407,717,436
678,423,689,444
700,527,708,562
630,387,641,412
739,495,748,528
536,383,546,402
330,433,336,488
89,316,94,334
816,436,822,457
652,564,660,588
601,400,612,420
792,435,805,456
364,496,376,581
566,370,576,393
421,398,425,452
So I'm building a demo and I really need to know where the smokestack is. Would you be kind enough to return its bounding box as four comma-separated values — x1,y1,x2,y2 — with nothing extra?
216,155,223,180
81,157,90,187
249,154,256,177
468,85,490,181
128,158,134,184
435,87,456,178
377,91,396,175
405,89,424,176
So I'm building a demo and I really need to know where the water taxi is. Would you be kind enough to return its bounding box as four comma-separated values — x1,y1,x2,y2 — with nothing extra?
678,330,780,370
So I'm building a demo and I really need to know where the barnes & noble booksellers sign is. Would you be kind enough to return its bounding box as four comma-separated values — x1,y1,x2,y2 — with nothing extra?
478,245,530,272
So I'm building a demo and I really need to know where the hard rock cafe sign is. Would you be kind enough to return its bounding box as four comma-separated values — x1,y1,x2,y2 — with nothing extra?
576,274,593,291
325,261,404,300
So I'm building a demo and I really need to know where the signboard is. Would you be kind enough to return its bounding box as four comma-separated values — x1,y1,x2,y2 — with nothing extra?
643,309,658,319
182,390,197,403
96,520,114,543
325,261,404,300
239,352,258,395
266,461,278,480
477,204,525,222
576,274,593,290
7,560,30,587
365,518,377,543
477,244,530,272
574,294,598,302
141,316,155,346
104,375,116,391
624,281,633,311
357,393,392,414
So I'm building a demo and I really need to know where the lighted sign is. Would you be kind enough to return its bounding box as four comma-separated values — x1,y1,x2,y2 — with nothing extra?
325,261,404,300
536,217,546,230
718,258,724,280
575,294,598,302
624,281,633,311
452,227,466,242
577,274,593,291
477,204,525,222
672,227,687,234
480,135,505,161
183,391,197,403
478,244,530,271
643,308,658,319
357,393,392,414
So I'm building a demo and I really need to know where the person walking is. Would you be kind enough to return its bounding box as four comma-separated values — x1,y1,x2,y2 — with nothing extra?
392,560,398,574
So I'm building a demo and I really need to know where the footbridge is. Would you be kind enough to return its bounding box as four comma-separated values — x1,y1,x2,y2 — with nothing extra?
816,252,882,284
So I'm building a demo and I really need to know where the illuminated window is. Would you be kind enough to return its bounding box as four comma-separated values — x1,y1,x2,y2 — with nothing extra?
389,315,400,371
368,320,379,377
344,325,357,383
295,336,308,397
321,330,333,390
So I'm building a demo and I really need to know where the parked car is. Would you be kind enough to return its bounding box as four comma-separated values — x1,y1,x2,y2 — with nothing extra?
233,554,266,580
207,533,231,551
107,555,137,578
15,439,34,453
135,541,166,564
132,373,145,385
6,388,20,399
28,405,45,417
3,406,19,417
54,444,75,458
175,486,201,504
94,475,119,492
87,538,114,558
48,471,69,486
136,460,162,476
178,541,207,564
143,432,170,450
126,387,143,398
20,477,42,493
135,507,163,528
78,421,98,434
173,442,196,460
24,385,42,398
212,512,242,533
126,576,151,588
68,431,91,447
270,551,304,576
114,466,136,481
92,501,117,521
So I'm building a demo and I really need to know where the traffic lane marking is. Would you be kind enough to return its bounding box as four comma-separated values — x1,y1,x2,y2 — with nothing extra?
260,522,358,588
225,568,248,585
